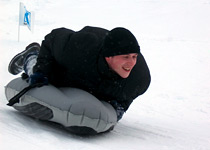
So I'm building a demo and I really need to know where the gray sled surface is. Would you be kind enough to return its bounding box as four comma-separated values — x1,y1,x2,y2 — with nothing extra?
5,78,117,135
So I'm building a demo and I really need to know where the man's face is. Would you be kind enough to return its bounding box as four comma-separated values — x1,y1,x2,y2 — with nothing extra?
105,53,138,78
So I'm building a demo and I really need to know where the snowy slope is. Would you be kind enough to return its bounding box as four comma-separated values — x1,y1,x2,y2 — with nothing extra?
1,0,210,150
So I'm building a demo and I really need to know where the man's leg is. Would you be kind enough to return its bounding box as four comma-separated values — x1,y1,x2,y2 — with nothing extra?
8,43,40,75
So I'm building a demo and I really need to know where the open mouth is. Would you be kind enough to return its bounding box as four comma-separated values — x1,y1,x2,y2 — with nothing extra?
123,67,131,72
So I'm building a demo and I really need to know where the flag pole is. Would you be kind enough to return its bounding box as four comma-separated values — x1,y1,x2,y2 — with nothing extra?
18,21,21,42
18,2,21,42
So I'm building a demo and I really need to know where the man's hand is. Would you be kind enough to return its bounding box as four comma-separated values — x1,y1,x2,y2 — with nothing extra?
110,100,125,121
29,72,48,86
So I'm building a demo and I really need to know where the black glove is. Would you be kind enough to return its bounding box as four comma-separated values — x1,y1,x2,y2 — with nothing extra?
29,72,48,86
110,100,125,121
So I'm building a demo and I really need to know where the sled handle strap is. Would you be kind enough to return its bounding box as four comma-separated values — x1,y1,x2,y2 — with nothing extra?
7,83,45,106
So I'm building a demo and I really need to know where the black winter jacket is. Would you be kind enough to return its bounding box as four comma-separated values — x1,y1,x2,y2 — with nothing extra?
33,26,151,111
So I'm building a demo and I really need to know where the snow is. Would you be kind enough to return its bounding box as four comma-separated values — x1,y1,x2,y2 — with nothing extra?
1,0,210,149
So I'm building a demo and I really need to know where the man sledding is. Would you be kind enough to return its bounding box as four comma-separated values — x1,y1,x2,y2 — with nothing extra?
6,26,151,134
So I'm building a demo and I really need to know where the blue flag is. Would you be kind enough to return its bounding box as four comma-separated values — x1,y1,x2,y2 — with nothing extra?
19,2,34,32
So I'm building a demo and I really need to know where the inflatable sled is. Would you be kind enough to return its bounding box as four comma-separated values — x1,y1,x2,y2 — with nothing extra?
5,78,117,135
